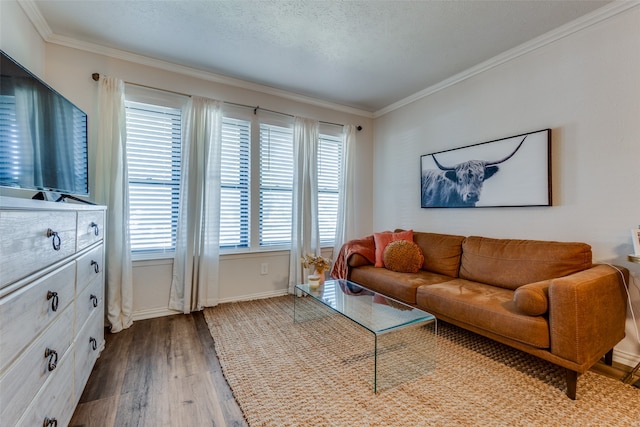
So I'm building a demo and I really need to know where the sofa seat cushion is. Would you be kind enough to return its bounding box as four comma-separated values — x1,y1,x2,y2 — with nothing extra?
416,279,550,348
350,266,454,305
460,236,592,290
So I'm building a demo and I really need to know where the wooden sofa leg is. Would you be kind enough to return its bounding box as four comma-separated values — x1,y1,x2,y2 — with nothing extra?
566,369,578,400
604,348,614,366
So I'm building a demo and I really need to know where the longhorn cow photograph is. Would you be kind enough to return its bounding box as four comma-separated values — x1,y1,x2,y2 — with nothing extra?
420,129,551,208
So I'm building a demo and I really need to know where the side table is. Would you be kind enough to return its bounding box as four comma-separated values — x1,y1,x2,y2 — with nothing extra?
621,255,640,387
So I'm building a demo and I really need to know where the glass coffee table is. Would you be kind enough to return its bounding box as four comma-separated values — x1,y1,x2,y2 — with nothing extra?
294,279,437,393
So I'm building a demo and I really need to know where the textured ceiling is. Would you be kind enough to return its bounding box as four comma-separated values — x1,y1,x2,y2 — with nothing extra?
31,0,612,113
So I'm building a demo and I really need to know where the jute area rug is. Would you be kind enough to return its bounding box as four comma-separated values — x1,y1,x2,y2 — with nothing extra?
203,296,640,426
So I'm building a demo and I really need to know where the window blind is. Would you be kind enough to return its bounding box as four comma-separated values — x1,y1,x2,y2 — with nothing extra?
317,133,342,245
125,100,181,253
0,95,19,184
259,123,294,247
220,117,250,249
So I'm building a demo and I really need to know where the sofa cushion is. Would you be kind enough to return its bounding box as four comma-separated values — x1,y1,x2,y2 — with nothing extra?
350,266,453,304
410,231,465,277
416,279,550,348
459,236,592,290
383,240,424,273
373,230,413,267
513,280,550,316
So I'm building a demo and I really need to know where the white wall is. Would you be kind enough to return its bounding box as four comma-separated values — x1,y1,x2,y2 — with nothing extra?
0,1,374,319
373,6,640,365
0,1,45,76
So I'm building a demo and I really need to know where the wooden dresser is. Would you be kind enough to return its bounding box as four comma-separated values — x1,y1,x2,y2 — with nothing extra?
0,196,106,427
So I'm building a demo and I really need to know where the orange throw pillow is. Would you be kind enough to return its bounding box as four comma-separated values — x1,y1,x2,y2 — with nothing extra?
373,229,413,267
383,240,424,273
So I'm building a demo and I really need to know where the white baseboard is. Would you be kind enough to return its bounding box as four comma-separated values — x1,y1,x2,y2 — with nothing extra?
132,289,289,321
132,306,182,321
614,348,640,369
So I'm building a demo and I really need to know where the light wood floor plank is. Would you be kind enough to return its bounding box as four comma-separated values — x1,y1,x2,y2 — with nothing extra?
78,324,133,403
70,312,247,427
71,396,119,427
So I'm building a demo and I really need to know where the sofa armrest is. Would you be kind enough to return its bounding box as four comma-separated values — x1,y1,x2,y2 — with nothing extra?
348,253,373,267
548,264,628,368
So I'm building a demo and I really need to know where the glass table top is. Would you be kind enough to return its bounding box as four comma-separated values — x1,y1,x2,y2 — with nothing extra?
295,279,434,335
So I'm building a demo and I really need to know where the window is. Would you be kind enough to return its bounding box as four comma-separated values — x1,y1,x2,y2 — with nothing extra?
0,95,19,184
259,123,294,247
125,100,182,254
220,117,250,249
123,90,343,255
257,122,342,249
317,133,342,245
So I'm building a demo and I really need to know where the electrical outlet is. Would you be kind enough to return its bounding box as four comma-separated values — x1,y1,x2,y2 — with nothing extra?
260,263,268,275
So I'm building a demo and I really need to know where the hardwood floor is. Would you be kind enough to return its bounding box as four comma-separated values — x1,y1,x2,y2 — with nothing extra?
71,310,638,427
70,312,247,427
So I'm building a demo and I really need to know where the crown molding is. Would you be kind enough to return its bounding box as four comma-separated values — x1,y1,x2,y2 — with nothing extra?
19,0,637,120
373,1,640,118
52,35,373,118
17,0,52,40
20,0,372,119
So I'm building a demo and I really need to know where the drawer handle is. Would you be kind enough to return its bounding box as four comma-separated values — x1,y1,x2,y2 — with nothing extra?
90,221,100,236
90,337,98,351
47,291,59,312
44,348,58,371
90,294,99,308
43,417,58,427
46,229,61,251
91,260,100,274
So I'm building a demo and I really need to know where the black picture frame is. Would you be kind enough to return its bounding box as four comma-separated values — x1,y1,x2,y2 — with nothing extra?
420,129,551,208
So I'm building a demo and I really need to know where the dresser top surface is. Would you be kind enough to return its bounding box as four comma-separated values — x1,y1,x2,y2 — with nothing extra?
0,196,106,212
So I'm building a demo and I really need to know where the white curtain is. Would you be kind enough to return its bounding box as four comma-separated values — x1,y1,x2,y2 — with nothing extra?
333,124,358,255
94,77,134,333
288,117,320,293
169,96,222,313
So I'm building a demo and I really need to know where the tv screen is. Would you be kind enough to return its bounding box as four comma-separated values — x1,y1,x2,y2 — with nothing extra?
0,50,89,197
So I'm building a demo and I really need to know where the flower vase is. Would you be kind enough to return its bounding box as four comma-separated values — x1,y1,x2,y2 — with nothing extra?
314,268,326,285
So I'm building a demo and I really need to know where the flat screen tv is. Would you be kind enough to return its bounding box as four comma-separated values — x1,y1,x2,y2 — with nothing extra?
0,50,89,199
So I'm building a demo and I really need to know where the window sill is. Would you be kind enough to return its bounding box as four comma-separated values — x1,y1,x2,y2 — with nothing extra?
131,245,335,262
132,251,176,262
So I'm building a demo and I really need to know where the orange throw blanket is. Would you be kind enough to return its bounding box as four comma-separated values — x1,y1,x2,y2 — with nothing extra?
330,235,375,280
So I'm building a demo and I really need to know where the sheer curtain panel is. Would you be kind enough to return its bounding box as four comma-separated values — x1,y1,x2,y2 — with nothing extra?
94,76,134,333
169,96,222,313
288,117,320,293
333,124,358,256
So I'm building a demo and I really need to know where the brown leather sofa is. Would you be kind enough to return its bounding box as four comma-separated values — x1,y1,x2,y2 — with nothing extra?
341,231,629,399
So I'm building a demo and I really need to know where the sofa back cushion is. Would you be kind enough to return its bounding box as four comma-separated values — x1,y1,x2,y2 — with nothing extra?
459,236,592,290
411,231,465,277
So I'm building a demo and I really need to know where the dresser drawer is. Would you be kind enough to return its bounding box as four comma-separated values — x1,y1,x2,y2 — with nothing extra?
77,210,105,251
76,245,104,294
0,261,75,373
0,210,77,289
16,348,75,427
0,305,74,426
75,273,103,336
74,308,105,403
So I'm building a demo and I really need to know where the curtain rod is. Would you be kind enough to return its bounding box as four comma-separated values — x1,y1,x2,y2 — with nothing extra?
91,73,362,131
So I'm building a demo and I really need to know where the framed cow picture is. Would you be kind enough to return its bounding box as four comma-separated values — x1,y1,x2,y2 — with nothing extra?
420,129,551,208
